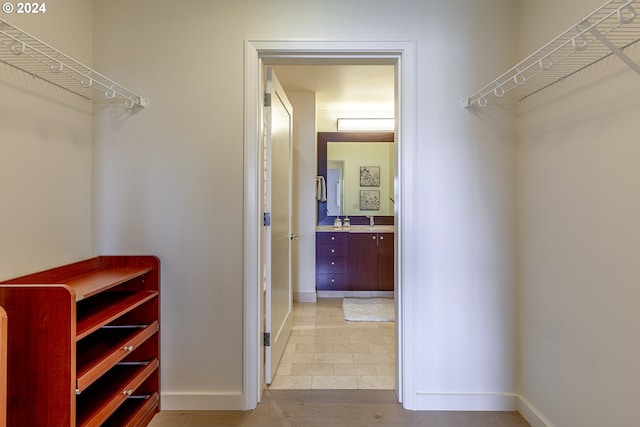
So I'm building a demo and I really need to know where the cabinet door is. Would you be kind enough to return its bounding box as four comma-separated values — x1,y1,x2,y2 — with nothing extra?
348,233,378,291
377,233,394,291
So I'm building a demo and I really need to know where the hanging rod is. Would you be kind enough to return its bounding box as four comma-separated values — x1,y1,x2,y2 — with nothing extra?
463,0,640,108
0,18,148,108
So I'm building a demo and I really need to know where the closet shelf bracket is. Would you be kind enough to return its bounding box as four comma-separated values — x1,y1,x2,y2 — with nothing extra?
463,0,640,108
0,18,148,108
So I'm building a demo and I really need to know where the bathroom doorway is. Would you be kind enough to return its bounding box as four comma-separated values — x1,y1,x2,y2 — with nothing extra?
326,161,344,217
243,40,416,410
270,64,395,392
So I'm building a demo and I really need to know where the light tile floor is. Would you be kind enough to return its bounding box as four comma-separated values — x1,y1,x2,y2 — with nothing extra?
268,298,395,390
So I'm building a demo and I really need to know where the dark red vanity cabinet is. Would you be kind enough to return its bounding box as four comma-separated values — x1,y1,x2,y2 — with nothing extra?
316,232,349,290
316,231,394,292
347,233,379,291
376,233,394,291
348,232,394,291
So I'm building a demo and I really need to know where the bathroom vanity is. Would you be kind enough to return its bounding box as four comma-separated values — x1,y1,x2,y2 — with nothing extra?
316,226,394,292
315,131,396,294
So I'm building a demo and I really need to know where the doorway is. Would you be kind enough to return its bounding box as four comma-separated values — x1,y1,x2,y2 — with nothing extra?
243,40,417,411
326,162,343,216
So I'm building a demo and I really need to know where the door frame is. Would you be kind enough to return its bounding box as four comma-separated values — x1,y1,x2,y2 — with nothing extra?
243,40,417,410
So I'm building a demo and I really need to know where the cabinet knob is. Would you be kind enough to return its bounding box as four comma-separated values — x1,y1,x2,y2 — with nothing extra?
331,261,335,265
331,236,335,240
122,389,133,396
380,235,384,240
372,236,376,239
331,278,335,283
123,345,134,352
331,249,335,253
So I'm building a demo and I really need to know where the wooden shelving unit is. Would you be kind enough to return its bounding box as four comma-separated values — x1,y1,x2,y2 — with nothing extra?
0,256,160,427
0,306,6,427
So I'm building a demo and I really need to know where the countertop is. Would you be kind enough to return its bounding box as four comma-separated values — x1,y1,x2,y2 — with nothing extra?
316,225,394,233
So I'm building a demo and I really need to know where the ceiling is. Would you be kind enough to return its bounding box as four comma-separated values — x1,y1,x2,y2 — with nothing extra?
271,65,396,122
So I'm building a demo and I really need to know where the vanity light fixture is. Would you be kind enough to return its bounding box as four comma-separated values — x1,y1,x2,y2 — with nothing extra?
336,118,394,132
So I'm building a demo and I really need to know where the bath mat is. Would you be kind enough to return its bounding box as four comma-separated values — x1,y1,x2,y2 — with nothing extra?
342,298,394,322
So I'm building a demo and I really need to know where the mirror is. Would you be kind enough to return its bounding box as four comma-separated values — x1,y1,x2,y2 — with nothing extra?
317,132,395,226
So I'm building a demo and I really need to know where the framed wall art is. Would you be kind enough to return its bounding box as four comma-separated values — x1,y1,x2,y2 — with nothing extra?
359,166,380,187
359,190,380,211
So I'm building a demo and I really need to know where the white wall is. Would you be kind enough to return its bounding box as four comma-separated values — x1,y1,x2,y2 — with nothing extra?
288,91,317,302
516,1,640,426
92,0,517,410
0,1,93,280
406,1,518,410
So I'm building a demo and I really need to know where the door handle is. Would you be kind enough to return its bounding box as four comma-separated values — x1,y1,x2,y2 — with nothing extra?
290,234,298,240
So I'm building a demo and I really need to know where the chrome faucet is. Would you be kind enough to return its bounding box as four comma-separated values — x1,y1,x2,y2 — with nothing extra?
367,215,375,227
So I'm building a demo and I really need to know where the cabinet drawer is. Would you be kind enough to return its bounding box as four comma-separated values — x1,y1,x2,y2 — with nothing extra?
316,274,348,291
77,358,159,427
317,244,348,257
317,256,347,274
76,321,160,393
316,232,348,245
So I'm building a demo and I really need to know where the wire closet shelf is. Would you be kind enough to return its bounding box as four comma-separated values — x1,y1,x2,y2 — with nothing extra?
0,18,147,108
463,0,640,108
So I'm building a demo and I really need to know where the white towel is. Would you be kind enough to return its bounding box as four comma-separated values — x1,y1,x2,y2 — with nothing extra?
315,176,327,202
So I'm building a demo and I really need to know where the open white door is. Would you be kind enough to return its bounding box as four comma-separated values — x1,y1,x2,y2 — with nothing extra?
264,67,293,385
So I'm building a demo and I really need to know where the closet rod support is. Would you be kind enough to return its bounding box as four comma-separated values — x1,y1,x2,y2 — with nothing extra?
583,19,640,75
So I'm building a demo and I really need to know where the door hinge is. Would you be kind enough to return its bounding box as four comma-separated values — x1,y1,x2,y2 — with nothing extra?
263,212,271,226
263,332,271,347
264,93,271,107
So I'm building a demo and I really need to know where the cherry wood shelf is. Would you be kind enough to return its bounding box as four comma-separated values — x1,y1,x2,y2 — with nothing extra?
77,321,159,393
66,266,154,301
104,392,159,427
77,358,159,427
0,306,6,427
0,256,160,427
76,291,158,340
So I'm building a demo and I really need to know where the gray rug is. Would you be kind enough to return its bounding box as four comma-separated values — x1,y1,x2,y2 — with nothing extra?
342,298,394,322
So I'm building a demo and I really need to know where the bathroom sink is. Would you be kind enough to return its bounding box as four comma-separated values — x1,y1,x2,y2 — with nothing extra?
316,225,395,233
346,225,395,233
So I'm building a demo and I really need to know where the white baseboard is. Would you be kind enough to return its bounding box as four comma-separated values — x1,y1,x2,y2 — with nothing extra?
294,292,317,302
411,392,519,411
161,391,244,410
518,396,552,427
